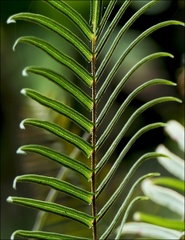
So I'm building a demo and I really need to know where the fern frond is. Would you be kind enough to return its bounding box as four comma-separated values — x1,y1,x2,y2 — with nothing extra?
115,196,148,240
96,96,180,171
96,0,118,38
96,52,173,110
101,196,148,240
7,0,184,239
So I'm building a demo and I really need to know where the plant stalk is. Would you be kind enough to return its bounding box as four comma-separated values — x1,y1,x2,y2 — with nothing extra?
91,33,97,240
91,1,102,238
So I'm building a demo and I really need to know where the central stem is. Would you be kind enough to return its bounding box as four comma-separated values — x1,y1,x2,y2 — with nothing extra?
91,34,97,240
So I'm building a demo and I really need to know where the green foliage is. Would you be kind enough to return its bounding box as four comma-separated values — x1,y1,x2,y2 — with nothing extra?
120,121,184,239
7,1,184,239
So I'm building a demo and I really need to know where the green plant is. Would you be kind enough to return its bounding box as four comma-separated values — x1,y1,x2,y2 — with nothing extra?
6,1,184,239
119,120,185,239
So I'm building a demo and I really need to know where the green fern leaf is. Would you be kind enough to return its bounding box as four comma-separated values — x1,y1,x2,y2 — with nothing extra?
152,177,184,192
7,13,92,61
96,52,174,104
97,173,160,222
96,79,176,148
7,196,93,228
118,222,183,239
20,118,93,157
133,212,184,231
14,174,93,204
21,88,93,132
23,66,93,110
11,230,91,240
7,0,184,239
14,36,93,87
11,230,90,240
96,0,159,73
17,145,92,180
43,0,93,40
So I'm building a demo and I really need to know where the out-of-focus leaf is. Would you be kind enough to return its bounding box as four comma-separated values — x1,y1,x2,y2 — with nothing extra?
165,120,184,151
141,179,184,217
156,144,184,181
152,177,184,192
133,212,184,230
121,222,183,239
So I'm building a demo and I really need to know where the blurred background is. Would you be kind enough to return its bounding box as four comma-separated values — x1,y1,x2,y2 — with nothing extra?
1,0,184,239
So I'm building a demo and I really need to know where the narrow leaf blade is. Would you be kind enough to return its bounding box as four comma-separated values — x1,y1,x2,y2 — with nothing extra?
96,0,117,37
97,52,174,122
99,173,159,239
97,19,184,100
20,118,93,157
103,197,148,240
7,197,93,228
97,172,159,222
97,152,167,201
116,197,148,240
7,13,92,61
21,88,93,132
96,79,175,149
14,36,93,86
121,222,182,239
14,174,93,204
156,144,184,180
17,145,92,180
96,0,131,54
133,212,184,231
44,0,93,40
96,0,158,76
11,230,91,240
97,95,180,171
141,179,184,217
23,66,93,110
91,0,102,33
152,177,184,192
